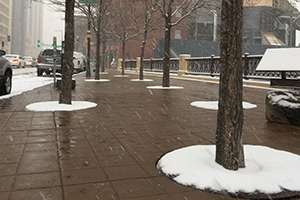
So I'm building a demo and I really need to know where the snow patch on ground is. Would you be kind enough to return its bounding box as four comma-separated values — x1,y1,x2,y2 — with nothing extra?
157,145,300,194
191,101,257,110
26,101,97,111
0,71,53,100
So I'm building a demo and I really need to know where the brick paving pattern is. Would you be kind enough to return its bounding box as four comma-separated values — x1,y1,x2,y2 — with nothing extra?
0,69,299,200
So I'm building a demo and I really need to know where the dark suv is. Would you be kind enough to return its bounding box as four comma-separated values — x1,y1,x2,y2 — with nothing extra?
0,49,12,95
36,48,62,76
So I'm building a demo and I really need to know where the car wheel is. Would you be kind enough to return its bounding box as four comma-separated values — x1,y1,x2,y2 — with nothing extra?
18,63,21,68
0,71,12,95
37,69,43,76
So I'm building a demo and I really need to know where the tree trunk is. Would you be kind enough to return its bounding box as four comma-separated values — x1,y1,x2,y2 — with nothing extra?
95,0,104,80
101,32,106,73
59,0,75,105
121,39,125,75
215,0,245,170
139,27,148,80
95,19,101,80
86,5,91,78
162,16,171,87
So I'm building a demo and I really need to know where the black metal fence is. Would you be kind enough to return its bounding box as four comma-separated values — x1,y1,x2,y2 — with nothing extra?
124,58,179,73
123,54,300,79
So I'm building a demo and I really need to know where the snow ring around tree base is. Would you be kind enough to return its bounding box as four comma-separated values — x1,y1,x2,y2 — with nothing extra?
130,79,153,82
147,86,184,89
190,101,257,110
113,75,130,77
26,101,97,111
156,145,300,199
85,79,110,82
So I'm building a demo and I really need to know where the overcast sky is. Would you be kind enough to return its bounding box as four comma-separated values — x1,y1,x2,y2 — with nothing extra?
43,4,64,46
43,2,300,47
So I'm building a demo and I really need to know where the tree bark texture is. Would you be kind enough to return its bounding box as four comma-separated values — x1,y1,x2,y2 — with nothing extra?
215,0,245,170
59,0,75,105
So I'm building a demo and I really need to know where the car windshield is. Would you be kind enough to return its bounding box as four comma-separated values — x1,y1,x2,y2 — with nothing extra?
41,49,61,56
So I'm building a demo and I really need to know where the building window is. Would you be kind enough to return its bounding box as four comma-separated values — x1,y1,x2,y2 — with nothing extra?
175,30,181,39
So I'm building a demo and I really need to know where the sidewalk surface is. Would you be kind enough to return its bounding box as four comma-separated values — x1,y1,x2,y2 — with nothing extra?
0,69,299,200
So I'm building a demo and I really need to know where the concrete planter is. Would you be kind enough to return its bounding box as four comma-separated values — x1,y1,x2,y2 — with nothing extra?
265,90,300,126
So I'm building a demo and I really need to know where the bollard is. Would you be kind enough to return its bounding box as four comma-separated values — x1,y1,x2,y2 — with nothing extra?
178,54,191,76
136,57,140,72
210,54,215,77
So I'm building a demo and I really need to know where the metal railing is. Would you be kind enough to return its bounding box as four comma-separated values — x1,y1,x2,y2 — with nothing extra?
124,58,179,73
123,54,300,79
124,59,137,71
142,58,179,72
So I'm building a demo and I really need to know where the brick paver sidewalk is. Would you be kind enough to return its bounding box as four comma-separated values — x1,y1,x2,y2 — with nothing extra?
0,69,299,200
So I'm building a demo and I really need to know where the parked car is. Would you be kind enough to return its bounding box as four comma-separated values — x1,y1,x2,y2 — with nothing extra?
23,56,37,67
4,54,25,68
0,50,12,95
36,48,62,76
73,52,84,73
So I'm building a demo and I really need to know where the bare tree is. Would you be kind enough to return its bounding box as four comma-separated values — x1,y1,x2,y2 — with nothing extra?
100,18,110,73
74,0,112,80
156,0,213,87
111,0,141,75
59,0,75,104
215,0,245,170
138,0,160,80
93,0,111,80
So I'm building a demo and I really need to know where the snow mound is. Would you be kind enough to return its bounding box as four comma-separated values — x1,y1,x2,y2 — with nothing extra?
157,145,300,196
26,101,97,111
